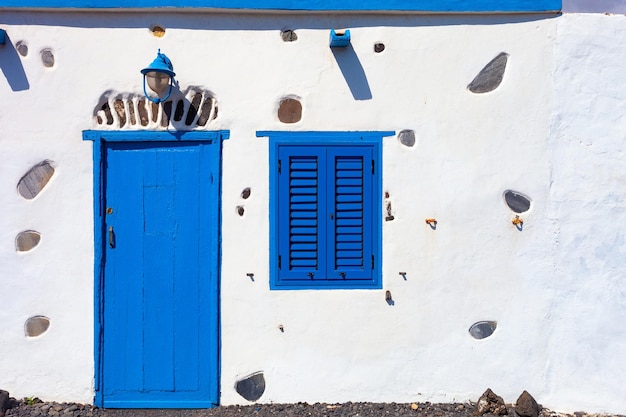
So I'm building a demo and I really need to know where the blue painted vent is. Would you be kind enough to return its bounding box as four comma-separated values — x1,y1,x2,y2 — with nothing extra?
95,88,217,129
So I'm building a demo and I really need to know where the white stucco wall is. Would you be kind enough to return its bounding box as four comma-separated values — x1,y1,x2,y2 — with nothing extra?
543,12,626,412
0,6,624,414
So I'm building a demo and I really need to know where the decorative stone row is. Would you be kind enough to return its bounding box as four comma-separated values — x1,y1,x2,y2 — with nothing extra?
95,88,217,130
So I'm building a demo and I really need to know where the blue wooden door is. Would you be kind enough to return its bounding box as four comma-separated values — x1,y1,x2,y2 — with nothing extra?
101,140,220,408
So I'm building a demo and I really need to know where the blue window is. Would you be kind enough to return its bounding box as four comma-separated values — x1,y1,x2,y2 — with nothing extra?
263,131,392,290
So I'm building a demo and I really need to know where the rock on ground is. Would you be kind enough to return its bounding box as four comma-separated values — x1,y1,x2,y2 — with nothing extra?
515,391,541,417
475,389,508,416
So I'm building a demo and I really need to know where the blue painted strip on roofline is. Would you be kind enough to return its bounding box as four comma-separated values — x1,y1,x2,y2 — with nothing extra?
82,129,228,407
1,0,561,11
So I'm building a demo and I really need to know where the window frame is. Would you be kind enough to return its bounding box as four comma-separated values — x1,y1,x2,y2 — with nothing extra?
262,131,393,290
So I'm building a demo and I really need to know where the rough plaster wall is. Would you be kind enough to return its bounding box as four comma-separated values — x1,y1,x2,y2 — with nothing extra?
544,13,626,413
215,14,557,408
0,10,555,407
0,8,623,414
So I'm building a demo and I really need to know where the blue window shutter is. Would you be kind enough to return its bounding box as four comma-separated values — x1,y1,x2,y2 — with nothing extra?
277,146,328,282
327,147,373,281
268,132,384,290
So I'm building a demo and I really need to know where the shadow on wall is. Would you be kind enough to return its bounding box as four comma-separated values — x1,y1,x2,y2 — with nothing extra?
332,44,372,101
0,12,557,30
0,34,29,92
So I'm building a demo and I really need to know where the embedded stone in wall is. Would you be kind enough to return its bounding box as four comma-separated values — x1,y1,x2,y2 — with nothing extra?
15,231,41,252
235,372,265,402
25,316,50,337
128,102,137,125
469,321,497,340
278,98,302,123
241,187,251,199
174,100,185,122
138,100,149,126
100,102,113,125
150,25,166,37
374,42,385,53
17,160,55,200
16,41,28,57
468,52,508,94
114,99,126,126
150,101,159,123
40,49,55,68
281,29,298,42
186,94,202,125
384,192,395,221
197,96,216,126
237,206,245,216
504,190,531,213
162,101,172,127
398,129,416,147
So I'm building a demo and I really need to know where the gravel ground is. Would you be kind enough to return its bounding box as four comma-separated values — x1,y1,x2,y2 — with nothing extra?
3,400,625,417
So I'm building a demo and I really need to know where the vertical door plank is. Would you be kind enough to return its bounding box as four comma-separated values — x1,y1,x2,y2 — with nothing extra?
104,145,146,394
143,149,176,392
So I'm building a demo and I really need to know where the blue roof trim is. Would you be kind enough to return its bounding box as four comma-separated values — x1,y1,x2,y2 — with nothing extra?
1,0,561,11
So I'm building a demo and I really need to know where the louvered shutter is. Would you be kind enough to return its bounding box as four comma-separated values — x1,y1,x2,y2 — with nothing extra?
273,140,380,289
327,146,374,282
277,146,327,282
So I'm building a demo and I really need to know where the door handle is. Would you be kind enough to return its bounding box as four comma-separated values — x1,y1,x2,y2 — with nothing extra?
109,226,115,248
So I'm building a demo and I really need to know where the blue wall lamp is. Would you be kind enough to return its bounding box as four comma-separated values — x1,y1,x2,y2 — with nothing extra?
330,29,351,48
141,49,176,103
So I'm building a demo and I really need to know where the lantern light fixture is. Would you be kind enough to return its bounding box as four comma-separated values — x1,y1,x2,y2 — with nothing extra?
141,49,176,103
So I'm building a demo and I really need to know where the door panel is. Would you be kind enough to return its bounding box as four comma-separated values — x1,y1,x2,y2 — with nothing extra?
102,141,219,408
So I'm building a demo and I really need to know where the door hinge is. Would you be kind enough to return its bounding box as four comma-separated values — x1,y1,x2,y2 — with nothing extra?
371,255,375,269
278,255,282,269
371,159,375,174
278,159,282,174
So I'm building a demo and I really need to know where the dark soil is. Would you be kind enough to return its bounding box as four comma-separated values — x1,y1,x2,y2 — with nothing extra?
3,399,623,417
3,400,470,417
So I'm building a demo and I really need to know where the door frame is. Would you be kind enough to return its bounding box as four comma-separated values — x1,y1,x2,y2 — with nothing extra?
83,130,230,407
